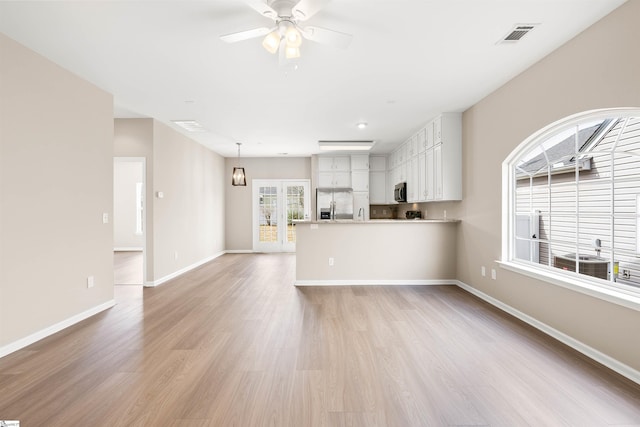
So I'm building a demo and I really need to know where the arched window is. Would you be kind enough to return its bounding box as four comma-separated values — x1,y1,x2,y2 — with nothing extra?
502,108,640,306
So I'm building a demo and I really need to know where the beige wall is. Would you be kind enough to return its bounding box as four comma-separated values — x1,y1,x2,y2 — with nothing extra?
225,157,311,251
457,1,640,371
152,121,225,281
0,33,114,347
114,119,226,283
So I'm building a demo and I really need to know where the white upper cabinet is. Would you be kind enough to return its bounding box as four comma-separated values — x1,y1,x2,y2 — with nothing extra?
389,112,461,202
352,170,369,192
426,120,435,149
318,155,351,187
434,116,443,145
351,154,369,170
430,113,461,200
417,128,426,153
318,156,350,171
369,155,387,204
369,155,386,172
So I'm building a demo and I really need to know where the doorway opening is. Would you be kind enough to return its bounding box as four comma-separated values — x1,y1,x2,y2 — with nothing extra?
113,157,146,285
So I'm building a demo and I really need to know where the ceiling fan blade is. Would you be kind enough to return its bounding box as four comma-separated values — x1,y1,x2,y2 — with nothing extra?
300,26,353,49
245,0,278,20
220,27,272,43
292,0,331,21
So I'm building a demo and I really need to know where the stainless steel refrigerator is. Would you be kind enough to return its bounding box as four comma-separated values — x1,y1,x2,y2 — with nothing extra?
316,188,353,220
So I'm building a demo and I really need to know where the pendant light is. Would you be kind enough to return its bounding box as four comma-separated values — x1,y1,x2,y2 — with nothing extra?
232,142,246,186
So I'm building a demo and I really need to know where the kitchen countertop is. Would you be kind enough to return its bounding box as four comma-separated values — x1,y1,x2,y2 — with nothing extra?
294,219,461,224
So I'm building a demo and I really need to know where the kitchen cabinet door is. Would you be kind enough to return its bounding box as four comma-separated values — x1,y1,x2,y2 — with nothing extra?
369,171,386,204
417,128,426,153
434,144,443,199
425,149,434,201
407,155,419,202
408,135,418,158
334,171,351,188
369,155,386,172
352,170,369,192
333,156,351,171
434,116,442,145
426,121,435,149
351,154,369,170
318,156,350,171
318,171,351,188
418,152,426,202
318,172,334,188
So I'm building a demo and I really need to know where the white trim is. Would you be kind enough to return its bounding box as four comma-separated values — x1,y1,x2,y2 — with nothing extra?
295,279,458,286
498,260,640,312
113,247,143,252
0,300,116,359
455,280,640,386
224,249,255,254
145,251,225,287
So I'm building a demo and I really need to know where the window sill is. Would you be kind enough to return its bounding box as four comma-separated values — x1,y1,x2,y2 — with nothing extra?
498,260,640,312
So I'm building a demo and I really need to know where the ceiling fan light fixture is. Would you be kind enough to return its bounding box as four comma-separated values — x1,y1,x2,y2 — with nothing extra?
285,46,301,59
262,30,281,54
285,26,302,48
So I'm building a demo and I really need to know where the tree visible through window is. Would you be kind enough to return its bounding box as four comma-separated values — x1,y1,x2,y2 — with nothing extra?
506,110,640,293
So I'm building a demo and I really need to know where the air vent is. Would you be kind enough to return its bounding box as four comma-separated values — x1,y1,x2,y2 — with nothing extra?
499,24,539,44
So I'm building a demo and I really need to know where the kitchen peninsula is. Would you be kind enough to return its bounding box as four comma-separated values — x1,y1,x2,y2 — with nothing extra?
295,219,459,285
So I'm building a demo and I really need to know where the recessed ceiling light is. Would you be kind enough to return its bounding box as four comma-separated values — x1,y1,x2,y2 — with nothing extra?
357,122,368,129
172,120,207,132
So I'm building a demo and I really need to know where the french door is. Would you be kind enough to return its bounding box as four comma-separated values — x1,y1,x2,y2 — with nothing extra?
253,179,311,252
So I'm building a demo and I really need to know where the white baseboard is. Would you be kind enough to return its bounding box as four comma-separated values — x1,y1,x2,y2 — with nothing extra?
113,247,143,252
224,249,254,254
145,251,225,287
455,280,640,386
295,279,458,286
0,299,116,359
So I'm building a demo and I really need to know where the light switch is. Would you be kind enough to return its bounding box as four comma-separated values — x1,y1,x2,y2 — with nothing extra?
156,191,164,199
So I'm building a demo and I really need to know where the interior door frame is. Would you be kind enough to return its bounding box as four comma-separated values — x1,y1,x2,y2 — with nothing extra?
252,179,310,253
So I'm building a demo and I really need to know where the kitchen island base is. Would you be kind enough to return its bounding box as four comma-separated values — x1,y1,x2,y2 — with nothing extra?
295,220,459,285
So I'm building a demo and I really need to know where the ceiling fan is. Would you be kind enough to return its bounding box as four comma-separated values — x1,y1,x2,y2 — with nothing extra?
220,0,353,63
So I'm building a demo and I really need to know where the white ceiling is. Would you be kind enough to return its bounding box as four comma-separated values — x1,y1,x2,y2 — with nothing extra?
0,0,626,157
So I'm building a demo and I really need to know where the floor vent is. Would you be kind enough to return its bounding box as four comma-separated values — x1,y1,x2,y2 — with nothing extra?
499,24,539,43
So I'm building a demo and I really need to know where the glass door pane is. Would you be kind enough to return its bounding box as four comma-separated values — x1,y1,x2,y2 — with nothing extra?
253,180,310,252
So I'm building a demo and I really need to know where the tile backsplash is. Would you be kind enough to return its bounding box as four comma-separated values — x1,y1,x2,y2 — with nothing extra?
369,205,397,219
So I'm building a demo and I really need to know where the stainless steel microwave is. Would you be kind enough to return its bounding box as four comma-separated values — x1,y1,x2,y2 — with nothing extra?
394,182,407,203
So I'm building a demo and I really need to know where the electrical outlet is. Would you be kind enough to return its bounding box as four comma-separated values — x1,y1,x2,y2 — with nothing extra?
328,257,334,266
623,269,631,279
491,269,497,280
87,276,94,288
481,266,486,277
102,213,109,224
174,251,178,260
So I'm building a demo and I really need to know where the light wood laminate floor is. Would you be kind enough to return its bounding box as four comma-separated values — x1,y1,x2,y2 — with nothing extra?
1,253,639,426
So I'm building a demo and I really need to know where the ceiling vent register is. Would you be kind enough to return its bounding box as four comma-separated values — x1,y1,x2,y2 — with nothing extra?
499,24,539,43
